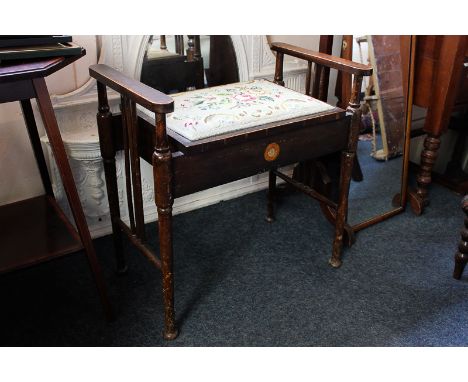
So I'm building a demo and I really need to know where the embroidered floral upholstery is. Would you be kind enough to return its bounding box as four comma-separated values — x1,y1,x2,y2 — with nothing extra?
138,80,335,141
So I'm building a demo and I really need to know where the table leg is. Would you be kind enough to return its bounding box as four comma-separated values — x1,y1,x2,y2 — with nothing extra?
408,134,441,215
32,77,113,320
20,99,54,196
408,36,467,215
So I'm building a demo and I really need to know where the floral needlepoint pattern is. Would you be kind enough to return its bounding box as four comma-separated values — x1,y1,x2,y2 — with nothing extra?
138,80,335,141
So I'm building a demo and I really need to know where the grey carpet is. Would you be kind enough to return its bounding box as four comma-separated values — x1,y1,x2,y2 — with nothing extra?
1,144,467,346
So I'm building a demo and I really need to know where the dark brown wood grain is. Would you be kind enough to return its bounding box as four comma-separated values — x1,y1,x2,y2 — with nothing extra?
89,64,174,113
274,51,285,86
170,117,350,198
152,112,178,340
20,99,54,196
271,42,372,76
408,36,468,214
419,36,468,136
330,75,364,268
314,35,334,101
0,196,83,273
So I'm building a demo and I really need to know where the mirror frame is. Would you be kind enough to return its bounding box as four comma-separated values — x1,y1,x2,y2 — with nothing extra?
350,35,417,233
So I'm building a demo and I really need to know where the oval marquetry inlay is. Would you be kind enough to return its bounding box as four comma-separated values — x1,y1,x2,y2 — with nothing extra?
264,142,280,161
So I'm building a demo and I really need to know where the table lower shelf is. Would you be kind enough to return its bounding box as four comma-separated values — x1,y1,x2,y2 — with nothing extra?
0,195,83,274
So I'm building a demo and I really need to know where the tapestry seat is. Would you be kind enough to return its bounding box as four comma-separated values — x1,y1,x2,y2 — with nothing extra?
138,79,335,141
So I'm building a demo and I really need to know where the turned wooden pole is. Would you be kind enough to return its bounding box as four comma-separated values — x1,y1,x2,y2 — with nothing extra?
152,112,178,340
330,74,364,268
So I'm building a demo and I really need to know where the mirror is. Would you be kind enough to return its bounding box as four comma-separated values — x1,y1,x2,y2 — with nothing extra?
141,35,205,93
346,35,414,229
289,35,414,239
140,35,239,94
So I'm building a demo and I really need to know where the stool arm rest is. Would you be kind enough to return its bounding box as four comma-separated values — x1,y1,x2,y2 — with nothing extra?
89,64,174,114
270,42,373,77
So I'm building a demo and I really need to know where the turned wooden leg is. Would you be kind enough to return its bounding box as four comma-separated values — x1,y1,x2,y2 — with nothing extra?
409,134,441,215
266,169,276,223
157,204,177,340
311,159,356,249
96,82,127,274
330,151,354,268
329,75,363,268
454,195,468,280
330,117,360,267
153,113,178,340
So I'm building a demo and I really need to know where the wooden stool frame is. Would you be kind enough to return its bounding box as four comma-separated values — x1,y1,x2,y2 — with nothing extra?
90,42,372,340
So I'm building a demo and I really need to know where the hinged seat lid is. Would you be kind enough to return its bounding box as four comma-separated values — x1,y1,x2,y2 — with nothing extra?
139,79,339,142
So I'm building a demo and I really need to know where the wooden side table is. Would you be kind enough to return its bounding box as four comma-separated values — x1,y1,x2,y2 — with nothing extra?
0,51,112,319
407,36,468,215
